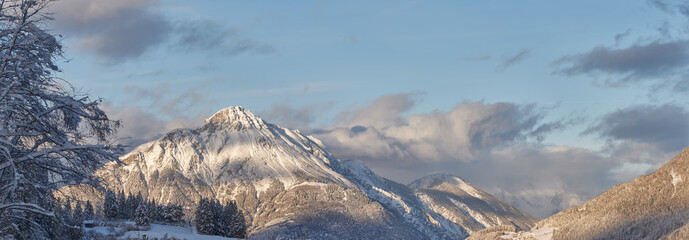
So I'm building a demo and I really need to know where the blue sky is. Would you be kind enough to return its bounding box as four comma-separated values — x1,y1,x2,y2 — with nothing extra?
50,0,689,218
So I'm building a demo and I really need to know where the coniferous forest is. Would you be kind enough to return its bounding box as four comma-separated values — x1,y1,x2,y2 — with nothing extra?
57,191,247,239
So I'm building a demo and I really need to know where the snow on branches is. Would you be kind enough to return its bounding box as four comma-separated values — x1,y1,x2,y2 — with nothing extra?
0,0,121,238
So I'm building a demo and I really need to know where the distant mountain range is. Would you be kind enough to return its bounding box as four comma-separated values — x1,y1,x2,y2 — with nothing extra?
59,106,535,239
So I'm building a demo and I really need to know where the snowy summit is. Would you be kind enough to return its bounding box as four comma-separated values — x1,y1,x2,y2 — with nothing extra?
205,106,268,129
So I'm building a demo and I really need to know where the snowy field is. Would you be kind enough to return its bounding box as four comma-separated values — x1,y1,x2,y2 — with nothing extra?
119,224,238,240
500,226,554,240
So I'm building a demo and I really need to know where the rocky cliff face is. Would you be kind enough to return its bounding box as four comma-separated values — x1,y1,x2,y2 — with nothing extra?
59,106,535,239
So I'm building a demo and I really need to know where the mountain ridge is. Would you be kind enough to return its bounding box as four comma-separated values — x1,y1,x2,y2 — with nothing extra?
410,173,536,232
59,106,535,239
528,147,689,239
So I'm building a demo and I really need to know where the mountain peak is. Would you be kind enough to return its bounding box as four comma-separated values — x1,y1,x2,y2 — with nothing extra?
409,173,489,200
409,173,468,189
204,106,267,129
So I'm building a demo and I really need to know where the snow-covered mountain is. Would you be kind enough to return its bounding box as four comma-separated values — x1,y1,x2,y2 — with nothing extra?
532,147,689,239
409,174,535,233
60,106,535,239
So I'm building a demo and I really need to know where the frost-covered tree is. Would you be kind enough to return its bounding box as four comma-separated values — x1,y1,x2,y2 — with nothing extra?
195,198,217,235
162,203,184,224
148,199,163,222
123,193,140,219
194,198,245,237
224,201,246,238
0,0,120,237
103,190,118,219
116,191,126,219
218,202,229,236
134,203,150,227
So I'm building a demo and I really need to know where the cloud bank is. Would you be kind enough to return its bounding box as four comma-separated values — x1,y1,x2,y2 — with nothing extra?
585,104,689,153
278,93,686,218
554,0,689,92
313,94,556,164
51,0,274,63
52,0,171,63
300,94,588,218
553,40,689,83
101,104,201,148
103,80,218,148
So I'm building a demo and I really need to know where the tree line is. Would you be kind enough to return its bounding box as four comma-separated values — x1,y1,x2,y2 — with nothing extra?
102,190,184,225
195,197,247,238
103,191,247,238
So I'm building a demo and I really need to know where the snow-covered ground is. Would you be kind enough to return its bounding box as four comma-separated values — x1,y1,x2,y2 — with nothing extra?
83,220,137,237
500,226,554,240
88,226,119,236
119,224,238,240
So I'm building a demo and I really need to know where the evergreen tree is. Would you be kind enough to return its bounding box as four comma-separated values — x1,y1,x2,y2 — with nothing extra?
194,198,246,237
195,198,216,235
211,200,224,235
148,199,163,222
225,201,246,238
84,201,94,220
134,204,150,227
72,202,83,227
103,190,119,220
123,194,131,219
154,203,164,222
117,191,127,219
162,203,184,224
220,202,232,237
62,203,73,225
126,193,140,220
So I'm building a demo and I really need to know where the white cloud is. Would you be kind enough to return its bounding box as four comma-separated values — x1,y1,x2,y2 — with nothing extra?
52,0,171,63
100,104,200,148
314,94,555,163
51,0,274,64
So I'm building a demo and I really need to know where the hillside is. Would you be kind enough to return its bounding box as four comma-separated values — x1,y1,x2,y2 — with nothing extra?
535,147,689,239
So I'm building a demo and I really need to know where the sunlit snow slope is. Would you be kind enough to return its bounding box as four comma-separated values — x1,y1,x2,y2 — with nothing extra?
536,147,689,239
410,174,536,234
